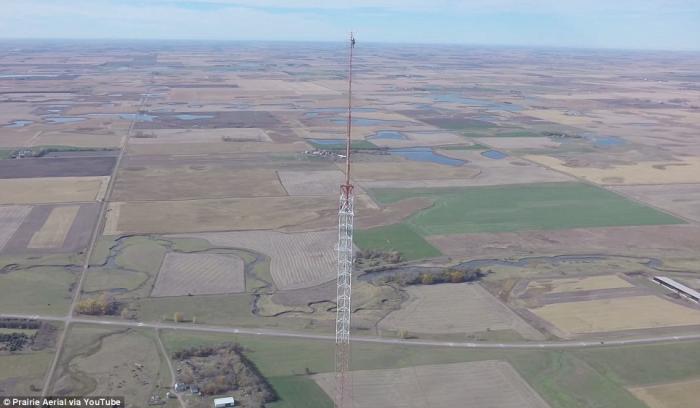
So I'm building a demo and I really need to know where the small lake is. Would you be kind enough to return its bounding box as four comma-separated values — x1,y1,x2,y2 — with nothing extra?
175,114,214,121
331,118,407,126
3,120,33,128
369,131,407,140
481,150,508,159
87,113,157,122
44,117,87,124
389,148,464,166
433,94,523,112
593,136,625,147
309,139,345,145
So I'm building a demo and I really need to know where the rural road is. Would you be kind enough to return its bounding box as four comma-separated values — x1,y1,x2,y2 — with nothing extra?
3,312,700,350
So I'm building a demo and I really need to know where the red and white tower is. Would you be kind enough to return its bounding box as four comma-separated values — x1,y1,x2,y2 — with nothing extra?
335,32,356,408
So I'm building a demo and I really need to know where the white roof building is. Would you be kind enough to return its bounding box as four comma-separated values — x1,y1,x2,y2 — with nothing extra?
213,397,235,408
653,276,700,302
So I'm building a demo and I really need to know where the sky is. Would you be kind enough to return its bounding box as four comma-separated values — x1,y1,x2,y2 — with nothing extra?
1,0,699,51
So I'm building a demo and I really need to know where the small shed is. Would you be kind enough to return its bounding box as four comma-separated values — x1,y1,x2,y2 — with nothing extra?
213,397,235,408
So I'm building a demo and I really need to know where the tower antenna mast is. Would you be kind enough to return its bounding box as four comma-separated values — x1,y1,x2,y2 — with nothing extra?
334,31,356,408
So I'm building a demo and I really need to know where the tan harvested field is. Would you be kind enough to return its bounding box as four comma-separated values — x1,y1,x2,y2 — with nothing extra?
278,170,345,195
28,205,80,249
0,205,31,250
129,128,271,144
31,131,124,148
427,225,700,259
104,196,339,235
380,283,544,339
531,295,700,337
347,160,481,183
0,177,109,204
526,155,700,185
611,184,700,222
112,165,286,201
628,378,700,408
181,230,337,290
527,275,634,294
314,360,551,408
151,253,245,297
127,141,309,155
476,137,561,149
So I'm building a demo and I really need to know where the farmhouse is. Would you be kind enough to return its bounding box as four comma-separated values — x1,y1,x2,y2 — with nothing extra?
213,397,235,408
653,276,700,303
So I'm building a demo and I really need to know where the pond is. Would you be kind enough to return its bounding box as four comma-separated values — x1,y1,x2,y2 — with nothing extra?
331,118,408,126
175,114,214,121
481,150,508,159
389,148,464,166
369,131,407,140
3,120,33,128
593,136,625,147
433,94,523,112
44,117,87,124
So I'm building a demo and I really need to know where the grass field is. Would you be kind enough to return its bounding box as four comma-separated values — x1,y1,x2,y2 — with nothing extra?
267,376,333,408
370,183,684,235
358,182,682,259
355,223,441,260
313,361,551,408
161,330,653,408
0,351,55,395
0,265,77,315
379,283,543,340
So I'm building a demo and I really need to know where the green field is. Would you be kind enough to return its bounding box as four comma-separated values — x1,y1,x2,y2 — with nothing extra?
157,330,694,408
355,223,441,261
357,182,683,259
307,139,378,150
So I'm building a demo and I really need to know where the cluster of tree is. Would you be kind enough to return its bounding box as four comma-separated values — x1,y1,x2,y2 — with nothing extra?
0,332,31,352
410,268,486,285
75,293,119,316
0,319,41,330
173,344,276,407
356,249,403,265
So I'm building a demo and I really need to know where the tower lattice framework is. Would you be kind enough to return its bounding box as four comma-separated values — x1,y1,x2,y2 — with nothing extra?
334,32,356,408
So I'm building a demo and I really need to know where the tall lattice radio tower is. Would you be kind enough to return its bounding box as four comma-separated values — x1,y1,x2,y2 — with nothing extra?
335,32,356,408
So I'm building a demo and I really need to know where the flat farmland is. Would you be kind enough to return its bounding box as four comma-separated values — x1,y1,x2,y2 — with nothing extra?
181,230,337,290
129,128,271,143
435,149,574,187
531,296,700,337
105,196,338,235
526,275,634,294
0,177,109,204
0,156,116,179
151,253,245,297
346,160,481,183
475,137,561,149
370,183,684,235
2,203,99,254
526,155,700,185
127,140,309,155
427,225,700,259
313,361,551,408
629,378,700,408
27,205,80,249
379,283,544,339
611,184,700,222
134,111,280,130
112,163,286,201
0,205,31,250
278,170,345,195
